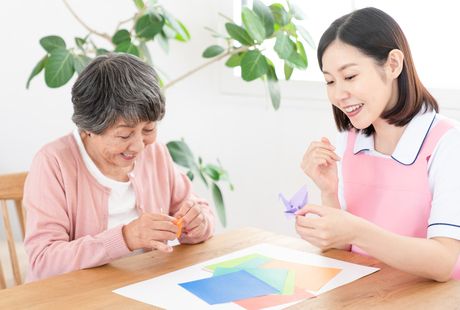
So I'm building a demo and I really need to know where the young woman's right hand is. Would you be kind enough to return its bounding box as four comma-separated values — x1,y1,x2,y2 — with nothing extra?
122,213,178,253
301,137,340,195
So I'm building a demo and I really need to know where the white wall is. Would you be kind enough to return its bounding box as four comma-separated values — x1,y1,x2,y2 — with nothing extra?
1,0,460,242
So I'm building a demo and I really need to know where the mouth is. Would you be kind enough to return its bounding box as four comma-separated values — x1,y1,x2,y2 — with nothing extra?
120,152,136,161
342,103,363,117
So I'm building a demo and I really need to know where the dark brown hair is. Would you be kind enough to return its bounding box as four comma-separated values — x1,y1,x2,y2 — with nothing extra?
317,7,438,135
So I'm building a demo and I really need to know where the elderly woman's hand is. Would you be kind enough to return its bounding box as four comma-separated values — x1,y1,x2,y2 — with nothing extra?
122,213,178,252
173,201,208,242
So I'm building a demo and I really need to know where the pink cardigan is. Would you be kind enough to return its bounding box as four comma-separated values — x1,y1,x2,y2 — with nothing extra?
24,134,215,282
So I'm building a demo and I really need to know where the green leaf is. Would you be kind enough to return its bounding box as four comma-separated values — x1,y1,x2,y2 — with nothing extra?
266,65,281,110
202,45,225,58
211,182,226,227
96,48,110,56
240,50,268,81
274,32,295,60
253,0,274,37
40,35,66,53
147,0,158,7
167,140,211,189
203,164,222,181
296,40,308,67
157,31,170,53
225,53,243,68
186,170,194,181
286,51,307,69
203,166,219,181
187,170,195,181
26,55,48,89
44,48,75,88
297,24,315,49
75,37,86,50
115,41,140,57
162,24,177,38
288,1,306,20
286,41,308,70
73,54,91,74
284,40,307,70
241,7,266,42
139,41,153,65
197,169,209,188
205,26,228,40
135,13,164,40
225,23,254,46
133,0,144,10
166,140,196,169
175,21,191,41
284,62,293,80
269,4,290,26
164,11,190,42
283,22,297,37
112,29,131,45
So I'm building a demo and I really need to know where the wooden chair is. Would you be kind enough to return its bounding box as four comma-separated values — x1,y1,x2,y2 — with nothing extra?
0,172,27,289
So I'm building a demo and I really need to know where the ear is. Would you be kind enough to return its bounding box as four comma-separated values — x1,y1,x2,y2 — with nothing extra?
386,49,404,79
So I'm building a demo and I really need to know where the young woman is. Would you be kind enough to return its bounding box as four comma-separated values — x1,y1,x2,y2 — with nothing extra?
24,53,215,281
296,7,460,281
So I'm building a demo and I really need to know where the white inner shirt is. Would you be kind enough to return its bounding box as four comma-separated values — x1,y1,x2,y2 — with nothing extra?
73,129,138,229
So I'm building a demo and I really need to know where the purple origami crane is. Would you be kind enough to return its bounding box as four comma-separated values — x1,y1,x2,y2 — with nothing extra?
279,186,308,218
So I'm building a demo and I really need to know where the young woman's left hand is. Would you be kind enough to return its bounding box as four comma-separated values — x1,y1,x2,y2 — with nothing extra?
295,204,360,250
173,200,208,240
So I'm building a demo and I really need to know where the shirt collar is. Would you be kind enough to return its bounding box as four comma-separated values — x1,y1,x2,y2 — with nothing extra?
353,109,437,165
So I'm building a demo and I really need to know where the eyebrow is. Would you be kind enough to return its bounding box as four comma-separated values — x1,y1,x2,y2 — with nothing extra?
322,63,358,75
114,124,135,129
114,122,156,129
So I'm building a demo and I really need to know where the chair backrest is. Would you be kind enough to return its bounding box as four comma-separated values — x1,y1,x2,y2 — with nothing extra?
0,172,27,289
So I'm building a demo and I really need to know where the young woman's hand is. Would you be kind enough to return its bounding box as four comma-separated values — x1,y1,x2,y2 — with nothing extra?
173,200,209,242
295,204,359,250
122,213,178,252
301,137,340,196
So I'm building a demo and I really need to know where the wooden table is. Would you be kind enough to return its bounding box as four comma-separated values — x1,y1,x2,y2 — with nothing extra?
1,227,459,309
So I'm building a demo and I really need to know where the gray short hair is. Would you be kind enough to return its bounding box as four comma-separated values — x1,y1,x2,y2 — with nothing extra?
71,53,165,134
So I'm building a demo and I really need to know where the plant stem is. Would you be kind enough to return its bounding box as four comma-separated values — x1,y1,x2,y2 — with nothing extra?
116,13,138,31
163,46,248,90
63,0,112,44
218,12,233,23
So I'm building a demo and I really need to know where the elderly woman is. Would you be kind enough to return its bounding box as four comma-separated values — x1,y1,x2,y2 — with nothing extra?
24,53,215,282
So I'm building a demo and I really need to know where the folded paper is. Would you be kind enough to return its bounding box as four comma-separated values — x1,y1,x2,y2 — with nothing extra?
279,186,308,217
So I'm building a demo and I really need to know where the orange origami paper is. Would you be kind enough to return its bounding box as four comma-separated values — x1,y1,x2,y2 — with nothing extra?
262,259,341,291
173,218,183,238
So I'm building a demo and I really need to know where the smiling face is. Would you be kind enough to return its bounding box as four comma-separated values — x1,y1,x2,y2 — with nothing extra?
322,40,399,130
82,119,157,180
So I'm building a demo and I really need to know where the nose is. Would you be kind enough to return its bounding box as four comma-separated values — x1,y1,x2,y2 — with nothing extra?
127,134,145,153
331,81,350,103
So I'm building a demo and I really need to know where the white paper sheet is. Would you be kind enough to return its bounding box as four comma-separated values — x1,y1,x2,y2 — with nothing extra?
113,243,379,309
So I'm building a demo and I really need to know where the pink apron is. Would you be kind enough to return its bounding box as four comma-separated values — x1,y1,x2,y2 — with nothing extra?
342,119,460,279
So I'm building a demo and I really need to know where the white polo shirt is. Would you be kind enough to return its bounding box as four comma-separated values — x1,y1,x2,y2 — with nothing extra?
336,110,460,240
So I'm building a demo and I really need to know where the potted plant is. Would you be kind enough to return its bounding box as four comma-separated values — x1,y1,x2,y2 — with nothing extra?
26,0,314,227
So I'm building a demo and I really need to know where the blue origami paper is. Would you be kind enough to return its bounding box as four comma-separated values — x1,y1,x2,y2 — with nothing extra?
279,186,308,218
178,270,279,305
